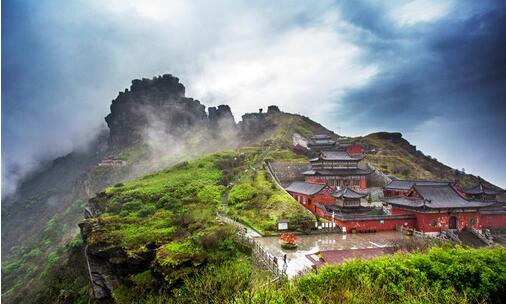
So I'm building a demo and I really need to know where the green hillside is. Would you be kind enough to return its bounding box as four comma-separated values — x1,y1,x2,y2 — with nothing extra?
356,132,495,188
78,148,310,302
22,145,506,303
3,110,503,304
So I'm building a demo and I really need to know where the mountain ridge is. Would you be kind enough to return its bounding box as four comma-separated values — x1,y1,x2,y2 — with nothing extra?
1,73,502,303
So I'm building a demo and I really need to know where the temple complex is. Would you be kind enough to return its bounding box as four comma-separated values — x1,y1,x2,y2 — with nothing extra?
303,150,371,190
284,134,506,235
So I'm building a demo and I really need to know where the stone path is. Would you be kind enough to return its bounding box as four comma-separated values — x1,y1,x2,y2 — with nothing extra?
217,214,262,238
255,231,409,278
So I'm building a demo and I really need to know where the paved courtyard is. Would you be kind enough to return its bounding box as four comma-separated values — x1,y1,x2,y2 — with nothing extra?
255,231,410,278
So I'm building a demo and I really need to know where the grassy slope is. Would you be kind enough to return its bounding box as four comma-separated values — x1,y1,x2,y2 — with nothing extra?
78,148,312,303
246,112,496,188
79,152,247,302
356,132,495,188
227,164,313,235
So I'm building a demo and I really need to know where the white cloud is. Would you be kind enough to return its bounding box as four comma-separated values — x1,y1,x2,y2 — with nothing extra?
187,9,378,121
390,0,454,26
2,0,378,195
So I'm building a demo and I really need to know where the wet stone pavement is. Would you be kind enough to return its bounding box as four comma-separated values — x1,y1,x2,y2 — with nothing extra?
255,231,410,278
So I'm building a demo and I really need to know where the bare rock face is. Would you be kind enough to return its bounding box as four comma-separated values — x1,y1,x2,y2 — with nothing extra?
105,74,207,149
208,104,235,130
239,113,275,140
267,105,280,113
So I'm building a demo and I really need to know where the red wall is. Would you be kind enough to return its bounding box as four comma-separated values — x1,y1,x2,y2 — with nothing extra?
359,176,367,190
480,213,506,229
336,218,416,232
304,177,326,184
391,208,415,215
346,144,363,155
323,215,415,232
313,188,335,205
314,206,416,232
391,207,506,231
415,212,481,232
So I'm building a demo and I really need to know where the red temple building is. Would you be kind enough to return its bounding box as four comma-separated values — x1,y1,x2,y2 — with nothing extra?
303,150,371,190
285,133,506,235
383,180,453,197
286,178,505,234
331,188,366,208
382,182,506,233
336,142,363,156
285,182,335,212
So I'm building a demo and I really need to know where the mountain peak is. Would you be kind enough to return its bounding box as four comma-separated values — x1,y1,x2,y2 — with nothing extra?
104,74,207,149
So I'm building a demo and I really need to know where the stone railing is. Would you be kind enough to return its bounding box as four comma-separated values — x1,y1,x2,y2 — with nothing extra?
217,214,287,279
442,229,461,243
470,227,494,246
396,225,447,241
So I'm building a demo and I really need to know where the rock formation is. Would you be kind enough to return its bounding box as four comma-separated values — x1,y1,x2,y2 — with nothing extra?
105,74,208,149
208,104,235,130
267,105,280,113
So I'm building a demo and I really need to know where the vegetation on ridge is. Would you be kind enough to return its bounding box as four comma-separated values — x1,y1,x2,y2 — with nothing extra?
4,110,503,304
77,148,311,303
227,168,312,234
237,246,506,304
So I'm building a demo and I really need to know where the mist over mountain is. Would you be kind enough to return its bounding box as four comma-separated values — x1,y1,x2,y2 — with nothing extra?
3,1,506,196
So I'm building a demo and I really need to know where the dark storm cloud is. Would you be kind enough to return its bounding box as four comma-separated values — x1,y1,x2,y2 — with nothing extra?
338,2,506,131
334,1,506,185
2,0,506,194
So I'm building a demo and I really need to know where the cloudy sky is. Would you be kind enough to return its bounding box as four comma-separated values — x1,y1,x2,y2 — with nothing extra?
2,0,506,194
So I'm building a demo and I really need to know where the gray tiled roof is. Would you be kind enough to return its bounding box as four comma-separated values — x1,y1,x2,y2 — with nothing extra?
323,151,360,161
309,151,364,162
382,184,496,209
302,168,372,176
384,180,452,191
462,182,501,195
308,139,336,146
285,182,327,195
311,134,332,140
331,187,366,199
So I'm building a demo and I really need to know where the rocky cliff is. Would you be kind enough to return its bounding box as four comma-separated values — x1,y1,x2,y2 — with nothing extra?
105,74,208,149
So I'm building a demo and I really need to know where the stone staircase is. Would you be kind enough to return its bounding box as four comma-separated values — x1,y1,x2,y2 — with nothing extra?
455,230,488,247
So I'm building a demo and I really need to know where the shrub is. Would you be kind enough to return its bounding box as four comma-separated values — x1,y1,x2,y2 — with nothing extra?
47,251,59,265
229,184,259,204
122,200,143,212
137,204,156,217
236,246,506,304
